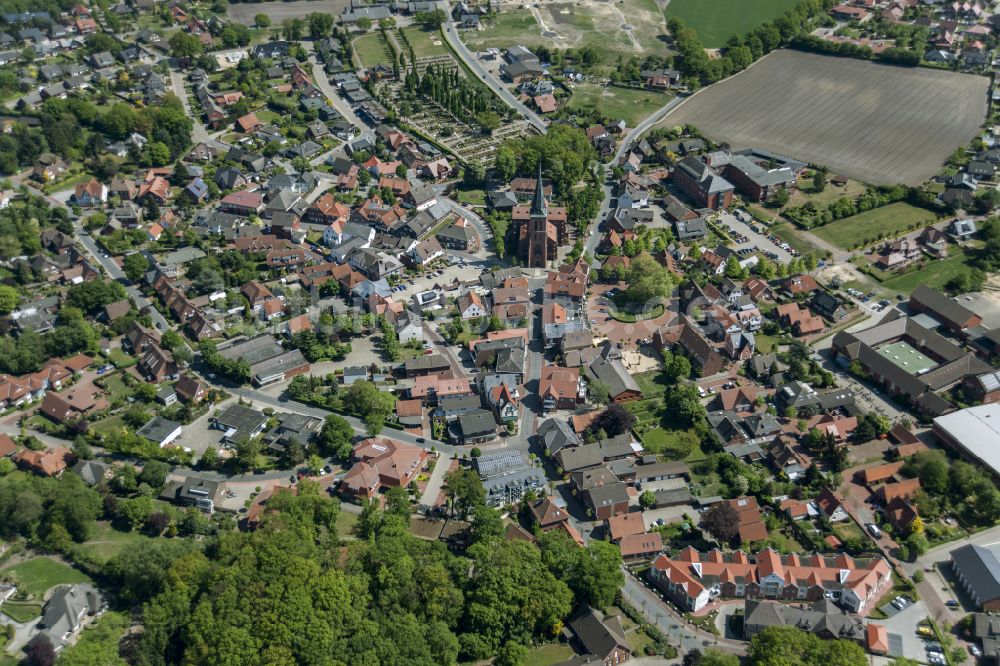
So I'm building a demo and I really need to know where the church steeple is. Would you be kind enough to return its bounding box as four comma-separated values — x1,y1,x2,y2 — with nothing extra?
530,161,547,218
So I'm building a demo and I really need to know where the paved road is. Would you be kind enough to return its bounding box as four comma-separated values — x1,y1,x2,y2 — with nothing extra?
308,55,367,129
436,3,547,133
621,570,746,656
612,95,685,165
14,177,170,330
169,70,228,151
418,451,452,510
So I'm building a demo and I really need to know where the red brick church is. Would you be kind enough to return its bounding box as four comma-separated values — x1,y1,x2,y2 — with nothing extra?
515,165,567,268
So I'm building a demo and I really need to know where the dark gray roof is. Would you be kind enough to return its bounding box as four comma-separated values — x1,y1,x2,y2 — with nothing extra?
911,285,978,329
951,544,1000,604
567,606,627,660
215,404,267,438
136,415,181,444
585,356,640,399
538,418,582,455
458,409,497,438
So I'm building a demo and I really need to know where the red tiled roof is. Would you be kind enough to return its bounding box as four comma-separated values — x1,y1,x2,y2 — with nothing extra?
0,433,16,457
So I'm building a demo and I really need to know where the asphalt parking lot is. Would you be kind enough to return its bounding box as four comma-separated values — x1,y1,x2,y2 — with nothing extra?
641,505,697,526
392,260,490,304
715,211,793,264
177,398,235,455
868,598,928,662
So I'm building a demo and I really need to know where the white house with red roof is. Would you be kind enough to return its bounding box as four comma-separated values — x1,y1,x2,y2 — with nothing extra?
649,546,892,614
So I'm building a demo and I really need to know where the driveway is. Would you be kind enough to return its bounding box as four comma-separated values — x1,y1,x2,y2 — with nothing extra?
176,398,235,455
418,451,451,510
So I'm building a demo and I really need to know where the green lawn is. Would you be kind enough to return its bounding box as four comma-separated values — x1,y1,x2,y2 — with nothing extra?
106,348,136,368
754,333,779,354
664,0,803,47
454,186,486,206
833,521,866,545
353,33,392,68
255,109,283,125
0,557,92,599
0,601,41,623
91,414,126,437
461,10,541,50
336,511,359,538
526,643,574,666
75,521,155,563
641,428,699,460
881,252,976,294
565,84,670,127
400,27,449,57
810,203,937,250
101,374,132,400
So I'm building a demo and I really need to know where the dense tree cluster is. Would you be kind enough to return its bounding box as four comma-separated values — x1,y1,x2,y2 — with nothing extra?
407,63,505,127
0,471,102,549
903,450,1000,527
0,94,192,175
748,625,867,665
495,124,598,196
199,340,251,384
124,480,604,665
0,307,97,375
0,194,72,262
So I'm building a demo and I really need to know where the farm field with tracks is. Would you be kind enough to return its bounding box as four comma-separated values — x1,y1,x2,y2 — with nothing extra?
658,50,989,185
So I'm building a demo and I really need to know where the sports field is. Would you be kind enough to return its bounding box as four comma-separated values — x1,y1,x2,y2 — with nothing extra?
664,0,801,48
566,84,669,126
658,50,989,185
811,203,937,250
877,341,936,375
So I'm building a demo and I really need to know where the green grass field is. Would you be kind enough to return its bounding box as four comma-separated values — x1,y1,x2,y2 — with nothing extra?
75,522,155,563
463,9,538,50
352,33,392,68
566,84,669,126
641,428,699,460
335,511,359,538
526,643,574,666
0,557,92,599
664,0,802,47
0,601,41,623
810,203,937,250
400,27,449,58
881,252,976,294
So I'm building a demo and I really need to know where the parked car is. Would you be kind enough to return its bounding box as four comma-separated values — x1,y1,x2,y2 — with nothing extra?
867,523,882,538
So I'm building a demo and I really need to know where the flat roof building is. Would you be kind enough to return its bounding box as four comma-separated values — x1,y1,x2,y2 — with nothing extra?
933,403,1000,477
